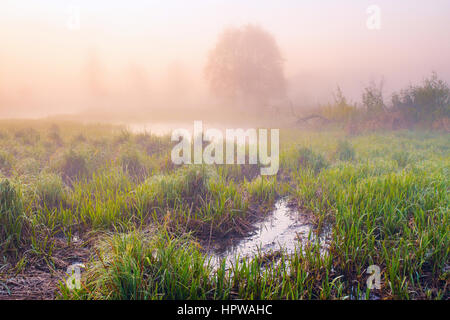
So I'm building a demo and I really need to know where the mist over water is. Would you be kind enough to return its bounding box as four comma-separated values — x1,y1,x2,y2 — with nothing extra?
1,0,449,122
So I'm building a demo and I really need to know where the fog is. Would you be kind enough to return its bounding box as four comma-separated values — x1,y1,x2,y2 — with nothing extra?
1,0,450,122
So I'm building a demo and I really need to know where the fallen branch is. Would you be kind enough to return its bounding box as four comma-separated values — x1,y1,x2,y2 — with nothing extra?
294,114,333,124
288,101,333,125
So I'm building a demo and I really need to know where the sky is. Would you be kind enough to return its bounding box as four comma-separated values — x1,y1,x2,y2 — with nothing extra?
1,0,450,118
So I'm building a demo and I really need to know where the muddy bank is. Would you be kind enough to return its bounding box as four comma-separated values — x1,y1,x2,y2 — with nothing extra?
0,237,90,300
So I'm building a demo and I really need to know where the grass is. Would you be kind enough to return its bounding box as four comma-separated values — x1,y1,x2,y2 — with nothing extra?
34,173,67,209
0,119,448,300
334,140,356,162
0,179,25,257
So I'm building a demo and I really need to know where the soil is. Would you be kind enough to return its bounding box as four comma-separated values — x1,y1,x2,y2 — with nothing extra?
0,237,91,300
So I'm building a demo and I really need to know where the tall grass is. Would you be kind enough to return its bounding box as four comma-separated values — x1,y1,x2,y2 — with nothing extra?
0,120,447,300
0,179,25,257
34,173,67,209
60,230,218,300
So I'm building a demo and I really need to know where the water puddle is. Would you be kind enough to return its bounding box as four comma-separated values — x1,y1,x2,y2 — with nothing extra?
209,198,325,268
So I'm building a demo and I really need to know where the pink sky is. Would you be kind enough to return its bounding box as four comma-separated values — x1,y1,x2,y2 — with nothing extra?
1,0,449,117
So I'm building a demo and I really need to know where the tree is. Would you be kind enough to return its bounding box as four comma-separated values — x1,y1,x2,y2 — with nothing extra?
392,72,450,122
362,80,385,117
205,25,286,108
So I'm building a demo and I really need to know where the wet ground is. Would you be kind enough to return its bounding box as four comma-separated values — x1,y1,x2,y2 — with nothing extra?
0,237,90,300
1,199,328,299
209,198,325,268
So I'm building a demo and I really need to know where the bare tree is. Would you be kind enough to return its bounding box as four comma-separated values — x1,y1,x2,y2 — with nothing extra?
205,25,286,109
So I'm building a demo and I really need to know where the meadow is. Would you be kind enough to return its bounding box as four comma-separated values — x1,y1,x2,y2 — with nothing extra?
0,119,448,300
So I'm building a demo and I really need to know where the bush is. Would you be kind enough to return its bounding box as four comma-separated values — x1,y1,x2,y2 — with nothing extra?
319,86,359,123
362,80,385,117
392,72,450,123
0,179,24,256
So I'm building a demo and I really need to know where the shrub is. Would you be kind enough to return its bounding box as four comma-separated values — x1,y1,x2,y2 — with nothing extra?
319,86,359,123
392,72,450,123
362,80,385,117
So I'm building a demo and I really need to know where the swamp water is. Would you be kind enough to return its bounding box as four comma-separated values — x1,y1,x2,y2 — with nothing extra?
208,199,328,268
